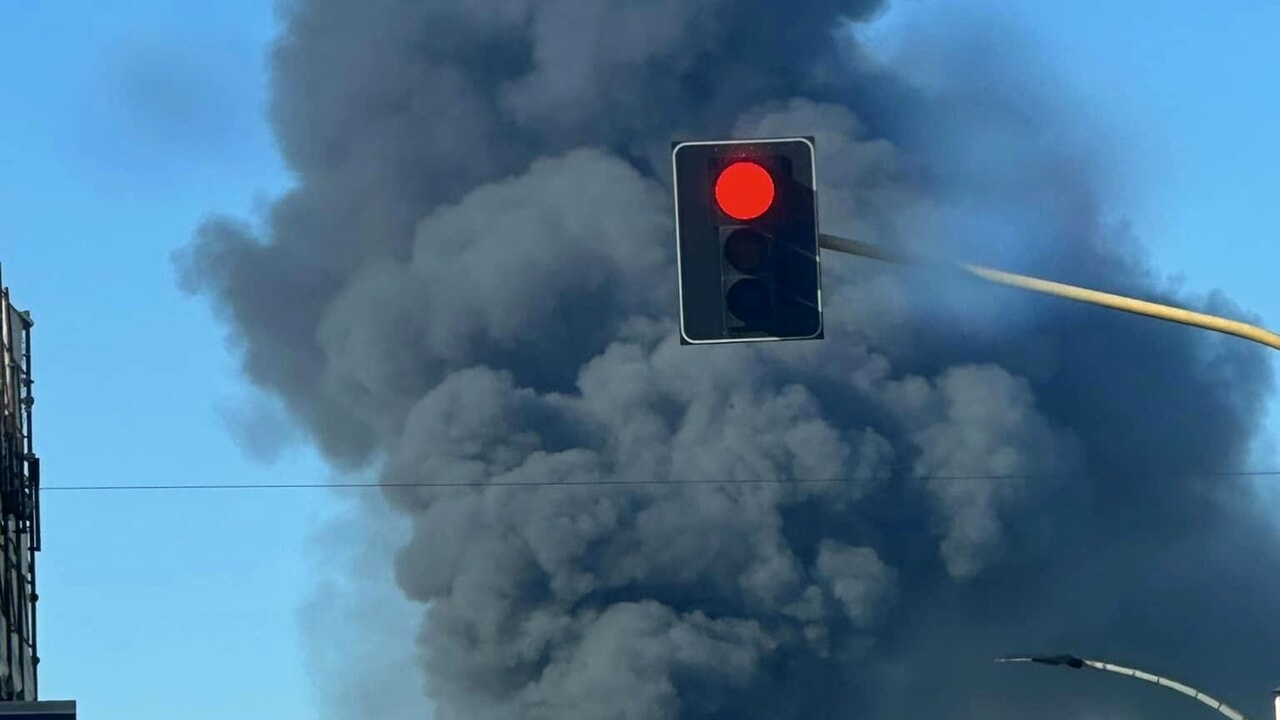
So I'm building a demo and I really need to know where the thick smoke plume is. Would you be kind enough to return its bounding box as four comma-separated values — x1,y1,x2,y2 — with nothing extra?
180,0,1279,718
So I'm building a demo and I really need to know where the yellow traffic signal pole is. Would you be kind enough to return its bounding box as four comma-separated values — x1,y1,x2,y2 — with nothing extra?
819,234,1280,352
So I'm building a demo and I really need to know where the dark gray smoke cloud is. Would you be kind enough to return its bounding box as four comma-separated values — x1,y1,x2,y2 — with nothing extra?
178,0,1280,717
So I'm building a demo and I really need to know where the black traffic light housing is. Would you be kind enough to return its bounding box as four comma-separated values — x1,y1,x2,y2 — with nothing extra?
672,137,823,344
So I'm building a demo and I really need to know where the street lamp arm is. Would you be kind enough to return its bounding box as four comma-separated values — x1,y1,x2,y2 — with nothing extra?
994,654,1251,720
1083,659,1249,720
818,234,1280,352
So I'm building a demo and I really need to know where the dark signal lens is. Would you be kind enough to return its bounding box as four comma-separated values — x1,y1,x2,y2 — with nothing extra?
715,162,774,221
726,278,772,325
724,228,770,274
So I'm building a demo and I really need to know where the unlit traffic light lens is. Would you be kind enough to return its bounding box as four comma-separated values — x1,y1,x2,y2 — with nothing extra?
724,228,770,274
726,278,772,325
715,161,774,221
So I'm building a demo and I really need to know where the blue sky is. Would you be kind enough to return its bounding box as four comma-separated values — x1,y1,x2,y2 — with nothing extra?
0,1,1277,718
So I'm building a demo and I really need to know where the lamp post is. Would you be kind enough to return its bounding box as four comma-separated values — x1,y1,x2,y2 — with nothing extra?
996,654,1260,720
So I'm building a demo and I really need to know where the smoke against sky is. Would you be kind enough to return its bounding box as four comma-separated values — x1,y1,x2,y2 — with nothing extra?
178,0,1279,718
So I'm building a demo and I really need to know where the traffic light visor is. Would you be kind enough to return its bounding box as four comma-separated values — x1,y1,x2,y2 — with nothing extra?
715,161,774,221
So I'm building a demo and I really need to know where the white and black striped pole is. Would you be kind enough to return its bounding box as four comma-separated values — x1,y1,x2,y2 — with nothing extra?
996,654,1256,720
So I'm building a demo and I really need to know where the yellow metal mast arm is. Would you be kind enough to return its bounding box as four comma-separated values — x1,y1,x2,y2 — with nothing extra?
819,234,1280,352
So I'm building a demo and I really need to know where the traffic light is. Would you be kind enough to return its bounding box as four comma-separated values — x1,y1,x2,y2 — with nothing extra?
671,137,823,344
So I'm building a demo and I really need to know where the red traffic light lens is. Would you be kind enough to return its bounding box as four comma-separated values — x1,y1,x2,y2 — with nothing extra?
715,161,774,221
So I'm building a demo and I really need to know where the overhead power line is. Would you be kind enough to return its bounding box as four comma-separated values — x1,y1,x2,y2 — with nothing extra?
34,468,1280,492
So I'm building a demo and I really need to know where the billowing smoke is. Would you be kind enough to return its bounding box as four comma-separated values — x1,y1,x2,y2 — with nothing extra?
178,0,1280,718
